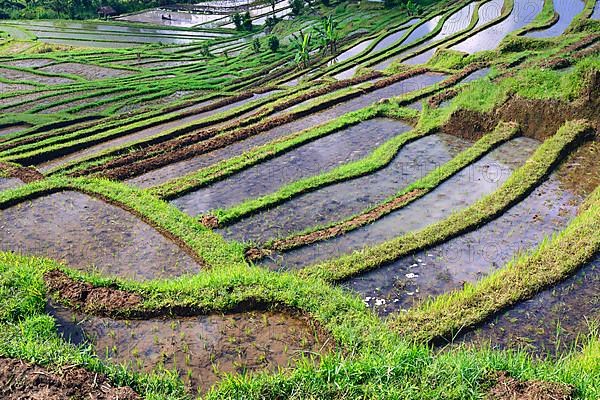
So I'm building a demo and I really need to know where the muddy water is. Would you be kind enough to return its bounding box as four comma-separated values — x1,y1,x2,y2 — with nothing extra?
0,177,22,192
38,62,134,80
374,16,442,71
327,38,376,66
457,254,599,356
0,191,199,280
225,134,470,244
3,58,54,68
526,0,585,38
451,0,544,53
50,304,329,394
38,92,274,172
403,2,477,65
345,169,581,316
129,73,448,188
172,119,412,216
260,138,540,270
0,67,74,85
0,124,30,137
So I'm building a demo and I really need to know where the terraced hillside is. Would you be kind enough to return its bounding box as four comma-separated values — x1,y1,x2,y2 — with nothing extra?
0,0,599,398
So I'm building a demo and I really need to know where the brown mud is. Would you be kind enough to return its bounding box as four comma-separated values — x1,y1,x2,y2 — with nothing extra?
45,270,142,314
0,357,139,400
486,372,573,400
0,161,44,183
442,75,599,142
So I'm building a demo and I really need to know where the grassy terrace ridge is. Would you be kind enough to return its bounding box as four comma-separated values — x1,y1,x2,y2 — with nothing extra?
299,119,595,282
248,121,519,255
391,184,600,343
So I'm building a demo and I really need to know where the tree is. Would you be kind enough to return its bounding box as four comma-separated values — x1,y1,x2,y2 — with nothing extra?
231,12,243,30
289,0,303,15
242,11,252,31
252,37,261,53
268,35,279,52
291,30,312,69
315,15,338,55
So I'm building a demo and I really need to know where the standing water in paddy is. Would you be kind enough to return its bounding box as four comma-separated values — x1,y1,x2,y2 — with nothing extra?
403,2,476,65
171,119,412,215
525,0,585,38
451,0,544,53
257,138,540,270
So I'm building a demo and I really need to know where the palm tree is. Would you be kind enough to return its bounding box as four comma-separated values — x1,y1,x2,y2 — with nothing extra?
314,15,338,55
291,30,312,69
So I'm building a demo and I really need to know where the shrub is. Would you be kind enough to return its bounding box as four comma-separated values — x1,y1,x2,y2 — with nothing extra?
252,38,261,53
268,35,280,52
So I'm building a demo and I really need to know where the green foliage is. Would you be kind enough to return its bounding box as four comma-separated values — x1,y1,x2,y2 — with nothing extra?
268,35,280,52
314,15,338,55
289,0,304,15
252,38,261,53
291,30,312,69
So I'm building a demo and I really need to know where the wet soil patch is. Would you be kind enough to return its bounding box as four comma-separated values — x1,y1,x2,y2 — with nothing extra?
50,303,331,394
0,123,31,137
486,372,573,400
124,72,446,186
231,133,471,257
172,118,412,216
259,138,539,270
37,63,132,80
443,78,600,142
0,191,200,280
344,166,581,317
2,58,54,68
554,136,600,198
45,270,142,314
0,357,140,400
0,161,44,183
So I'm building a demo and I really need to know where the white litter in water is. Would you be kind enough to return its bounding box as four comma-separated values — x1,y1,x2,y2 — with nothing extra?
375,298,386,306
405,273,419,279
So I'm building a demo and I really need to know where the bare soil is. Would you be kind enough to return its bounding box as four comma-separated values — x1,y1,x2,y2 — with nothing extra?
487,372,573,400
45,270,142,314
39,62,134,80
0,357,139,400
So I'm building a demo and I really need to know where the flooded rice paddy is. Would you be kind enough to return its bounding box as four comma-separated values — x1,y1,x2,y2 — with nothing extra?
223,133,471,244
38,92,276,172
451,0,544,53
457,254,599,356
0,191,200,280
374,16,442,70
345,168,582,316
525,0,585,38
129,72,447,188
50,304,329,393
172,118,412,215
257,137,540,270
403,2,477,65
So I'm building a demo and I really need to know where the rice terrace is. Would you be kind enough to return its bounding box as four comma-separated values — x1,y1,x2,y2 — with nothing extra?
0,0,598,397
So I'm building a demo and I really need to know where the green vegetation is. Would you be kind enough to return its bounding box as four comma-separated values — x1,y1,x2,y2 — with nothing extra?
0,0,598,398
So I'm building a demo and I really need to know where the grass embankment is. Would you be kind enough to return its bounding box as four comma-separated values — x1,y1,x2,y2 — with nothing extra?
300,119,594,282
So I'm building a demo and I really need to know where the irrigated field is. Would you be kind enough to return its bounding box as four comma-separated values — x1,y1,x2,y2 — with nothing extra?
0,0,599,398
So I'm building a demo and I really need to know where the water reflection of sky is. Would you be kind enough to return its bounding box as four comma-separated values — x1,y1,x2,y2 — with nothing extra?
452,0,544,53
526,0,585,38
